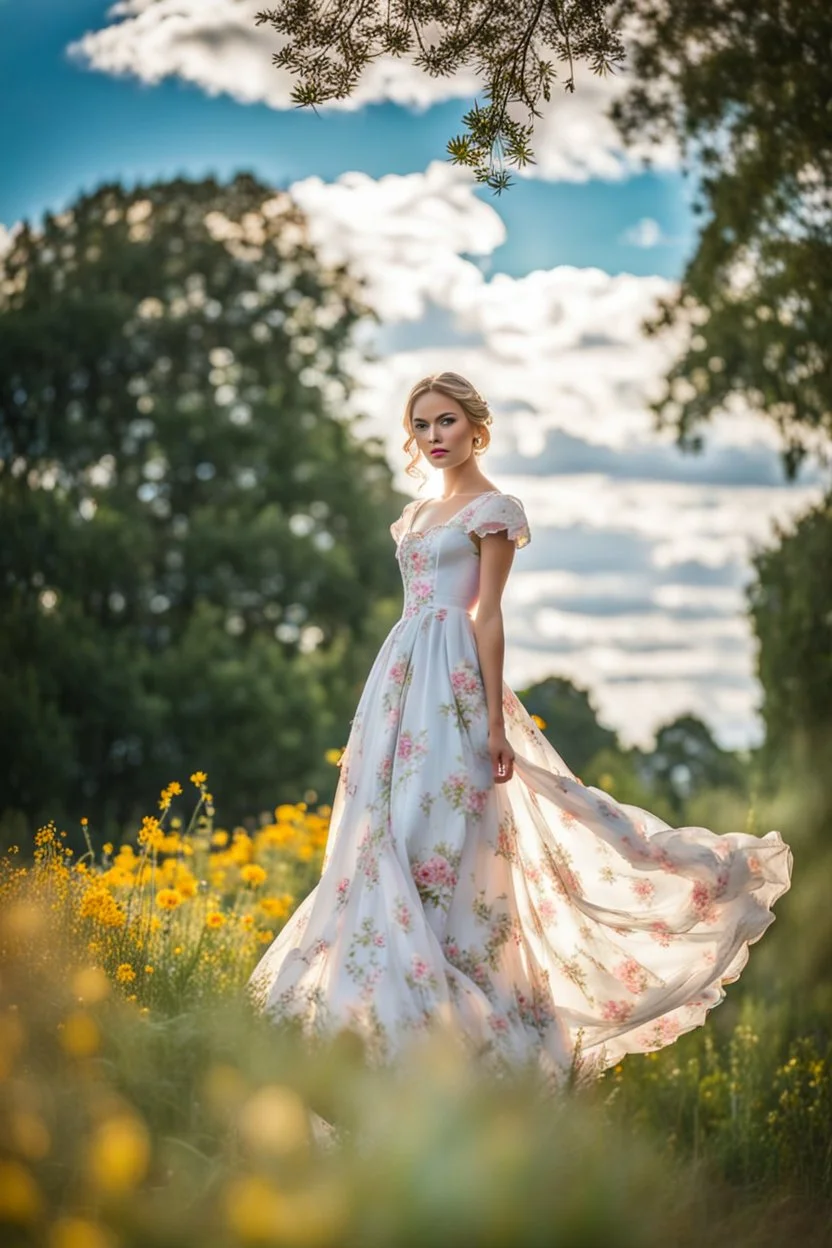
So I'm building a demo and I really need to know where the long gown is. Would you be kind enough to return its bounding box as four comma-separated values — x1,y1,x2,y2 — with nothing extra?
248,490,793,1085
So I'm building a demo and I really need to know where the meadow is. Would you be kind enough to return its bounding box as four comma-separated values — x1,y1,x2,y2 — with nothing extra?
1,762,830,1248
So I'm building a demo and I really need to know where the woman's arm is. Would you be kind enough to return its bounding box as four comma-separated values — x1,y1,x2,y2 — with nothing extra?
472,533,517,779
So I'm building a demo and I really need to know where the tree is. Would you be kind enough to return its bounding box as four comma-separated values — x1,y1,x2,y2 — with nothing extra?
613,0,832,477
255,0,624,191
0,174,405,837
634,713,748,816
747,487,832,778
517,674,619,775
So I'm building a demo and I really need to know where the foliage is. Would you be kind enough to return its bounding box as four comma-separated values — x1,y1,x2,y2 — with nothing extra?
254,0,624,191
747,487,832,776
633,713,748,817
0,174,405,834
614,0,832,475
519,674,618,775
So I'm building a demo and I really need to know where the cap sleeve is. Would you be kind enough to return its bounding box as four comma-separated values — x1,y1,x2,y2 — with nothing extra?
390,499,419,545
466,493,531,549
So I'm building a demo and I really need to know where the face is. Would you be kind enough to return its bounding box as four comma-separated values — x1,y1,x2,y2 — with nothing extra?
410,390,477,469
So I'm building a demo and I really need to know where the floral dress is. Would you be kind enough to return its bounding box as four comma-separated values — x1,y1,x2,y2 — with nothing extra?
248,490,792,1085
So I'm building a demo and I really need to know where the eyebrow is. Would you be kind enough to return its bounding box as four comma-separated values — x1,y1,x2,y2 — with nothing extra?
414,411,456,421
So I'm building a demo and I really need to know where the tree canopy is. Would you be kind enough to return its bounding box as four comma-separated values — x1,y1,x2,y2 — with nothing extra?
748,490,832,777
0,174,404,836
615,0,832,478
255,0,624,192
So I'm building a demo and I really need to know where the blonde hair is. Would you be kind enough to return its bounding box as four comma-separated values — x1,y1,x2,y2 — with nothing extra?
401,372,493,482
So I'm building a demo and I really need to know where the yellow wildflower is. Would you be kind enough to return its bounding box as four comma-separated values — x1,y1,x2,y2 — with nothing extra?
86,1114,150,1193
259,894,294,920
240,864,267,888
206,912,226,929
59,1012,100,1058
80,817,89,827
211,829,229,847
116,963,136,984
145,965,155,975
324,748,343,765
155,888,184,911
50,1215,115,1248
190,771,208,786
102,842,113,855
0,1158,42,1223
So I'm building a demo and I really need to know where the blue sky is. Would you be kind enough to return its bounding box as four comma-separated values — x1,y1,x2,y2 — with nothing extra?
3,0,825,752
2,0,694,279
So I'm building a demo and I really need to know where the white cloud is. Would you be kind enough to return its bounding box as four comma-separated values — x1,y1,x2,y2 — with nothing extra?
517,71,678,183
287,163,829,749
0,224,14,261
622,217,663,248
68,0,678,183
68,0,480,111
291,163,504,322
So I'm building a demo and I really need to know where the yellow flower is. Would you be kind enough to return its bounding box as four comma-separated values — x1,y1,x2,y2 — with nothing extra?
0,1158,42,1223
155,888,184,911
116,963,136,984
240,864,267,888
80,817,89,827
211,829,229,847
190,771,208,786
102,842,113,855
240,914,254,929
167,781,183,796
49,1215,115,1248
59,1012,100,1058
530,713,547,730
259,894,295,920
206,911,226,929
145,965,155,975
324,748,343,765
85,1114,150,1193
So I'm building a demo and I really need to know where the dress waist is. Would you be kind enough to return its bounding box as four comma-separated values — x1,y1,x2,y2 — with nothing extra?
400,600,476,621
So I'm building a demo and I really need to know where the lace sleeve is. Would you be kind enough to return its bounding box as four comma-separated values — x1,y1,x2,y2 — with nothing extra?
390,500,418,545
466,493,531,549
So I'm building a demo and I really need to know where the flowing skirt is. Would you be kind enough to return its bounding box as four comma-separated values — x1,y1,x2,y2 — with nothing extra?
248,604,793,1085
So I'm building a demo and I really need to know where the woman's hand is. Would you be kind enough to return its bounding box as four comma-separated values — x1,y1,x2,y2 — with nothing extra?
488,725,515,784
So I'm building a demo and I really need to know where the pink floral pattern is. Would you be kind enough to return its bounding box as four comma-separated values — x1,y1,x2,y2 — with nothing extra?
248,491,793,1086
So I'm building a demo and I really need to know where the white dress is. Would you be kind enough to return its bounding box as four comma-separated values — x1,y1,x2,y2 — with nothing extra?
248,490,793,1084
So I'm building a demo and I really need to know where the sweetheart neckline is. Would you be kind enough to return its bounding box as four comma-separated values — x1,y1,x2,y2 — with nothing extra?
402,490,502,543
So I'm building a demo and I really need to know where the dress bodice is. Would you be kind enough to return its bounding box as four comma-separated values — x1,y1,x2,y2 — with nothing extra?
391,492,531,620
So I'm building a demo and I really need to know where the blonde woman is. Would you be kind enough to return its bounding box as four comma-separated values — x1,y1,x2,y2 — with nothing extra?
249,372,792,1086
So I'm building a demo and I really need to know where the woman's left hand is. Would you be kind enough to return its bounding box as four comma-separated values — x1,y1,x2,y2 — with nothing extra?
488,726,515,784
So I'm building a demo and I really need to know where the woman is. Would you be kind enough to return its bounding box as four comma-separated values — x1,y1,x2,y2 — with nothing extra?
248,371,793,1087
